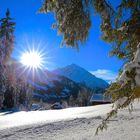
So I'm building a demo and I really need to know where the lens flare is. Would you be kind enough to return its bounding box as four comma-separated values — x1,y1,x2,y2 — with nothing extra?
15,38,55,81
21,49,43,69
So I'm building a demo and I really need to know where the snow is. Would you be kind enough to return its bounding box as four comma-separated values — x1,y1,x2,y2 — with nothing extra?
29,81,48,90
0,104,112,130
27,70,62,90
0,101,140,140
117,26,126,31
53,64,109,89
114,97,128,108
118,43,140,86
63,87,70,93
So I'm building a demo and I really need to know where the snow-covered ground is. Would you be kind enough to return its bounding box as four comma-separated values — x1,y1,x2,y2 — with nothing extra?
0,101,140,140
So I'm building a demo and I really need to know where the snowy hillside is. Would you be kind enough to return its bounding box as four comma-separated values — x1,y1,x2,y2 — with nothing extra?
27,71,85,103
53,64,109,90
0,101,140,140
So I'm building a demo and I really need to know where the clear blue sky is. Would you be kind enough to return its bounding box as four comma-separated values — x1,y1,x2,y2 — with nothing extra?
0,0,124,82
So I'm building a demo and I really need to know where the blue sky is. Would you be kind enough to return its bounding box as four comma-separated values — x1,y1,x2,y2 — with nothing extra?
0,0,124,82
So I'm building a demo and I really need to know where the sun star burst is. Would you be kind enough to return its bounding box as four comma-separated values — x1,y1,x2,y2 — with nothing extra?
20,49,44,69
17,40,54,81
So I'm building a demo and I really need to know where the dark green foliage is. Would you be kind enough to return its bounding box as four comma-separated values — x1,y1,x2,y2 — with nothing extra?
40,0,140,60
0,10,32,110
39,0,92,49
3,87,15,108
15,78,33,108
0,8,15,63
96,67,140,134
96,91,136,135
98,0,140,60
0,9,16,109
68,83,92,106
18,86,26,105
39,0,140,134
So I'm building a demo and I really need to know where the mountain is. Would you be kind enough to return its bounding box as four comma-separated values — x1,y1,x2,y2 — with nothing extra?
29,71,82,103
12,61,107,105
13,62,90,104
53,64,109,91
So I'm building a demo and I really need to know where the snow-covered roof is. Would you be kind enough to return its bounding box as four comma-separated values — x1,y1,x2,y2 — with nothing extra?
90,94,111,102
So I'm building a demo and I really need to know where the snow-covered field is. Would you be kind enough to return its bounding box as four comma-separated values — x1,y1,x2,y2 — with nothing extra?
0,101,140,140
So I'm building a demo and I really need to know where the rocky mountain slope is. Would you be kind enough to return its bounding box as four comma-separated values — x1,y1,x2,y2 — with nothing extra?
53,64,109,90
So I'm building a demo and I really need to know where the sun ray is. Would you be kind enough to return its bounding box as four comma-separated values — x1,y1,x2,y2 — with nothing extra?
20,50,42,69
14,38,56,83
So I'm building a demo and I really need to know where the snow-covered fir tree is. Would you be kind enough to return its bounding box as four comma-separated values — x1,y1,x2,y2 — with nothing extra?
0,9,16,109
39,0,140,133
0,9,33,110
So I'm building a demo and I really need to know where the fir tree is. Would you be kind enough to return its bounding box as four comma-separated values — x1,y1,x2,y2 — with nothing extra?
3,86,14,108
39,0,140,60
0,8,15,64
0,9,16,109
39,0,140,133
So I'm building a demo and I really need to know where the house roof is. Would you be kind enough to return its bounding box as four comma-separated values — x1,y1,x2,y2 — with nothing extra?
90,94,111,102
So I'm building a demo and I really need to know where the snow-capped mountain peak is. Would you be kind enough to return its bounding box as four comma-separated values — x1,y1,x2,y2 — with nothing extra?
53,64,109,90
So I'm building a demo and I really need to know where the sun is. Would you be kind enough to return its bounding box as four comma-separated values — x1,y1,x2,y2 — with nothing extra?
20,49,44,69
